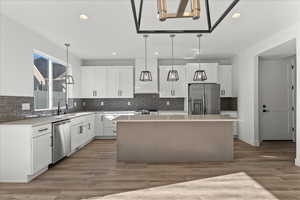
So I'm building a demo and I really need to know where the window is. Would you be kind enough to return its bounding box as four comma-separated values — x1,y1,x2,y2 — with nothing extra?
33,52,67,110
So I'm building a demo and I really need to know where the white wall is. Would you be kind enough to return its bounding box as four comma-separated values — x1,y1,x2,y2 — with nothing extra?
233,23,300,166
296,27,300,167
0,15,81,98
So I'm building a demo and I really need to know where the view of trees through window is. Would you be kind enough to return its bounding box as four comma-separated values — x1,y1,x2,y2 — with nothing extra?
33,53,67,110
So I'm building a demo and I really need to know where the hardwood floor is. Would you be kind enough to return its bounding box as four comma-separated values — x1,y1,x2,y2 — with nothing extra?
0,140,299,200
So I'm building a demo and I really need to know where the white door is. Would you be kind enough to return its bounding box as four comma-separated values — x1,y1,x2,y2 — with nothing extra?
106,68,119,98
81,67,96,98
159,67,173,97
94,68,106,98
173,66,186,97
260,59,293,140
135,58,158,93
32,133,52,174
118,67,134,98
218,65,233,97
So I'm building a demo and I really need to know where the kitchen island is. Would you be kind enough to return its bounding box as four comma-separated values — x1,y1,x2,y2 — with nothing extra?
116,115,238,163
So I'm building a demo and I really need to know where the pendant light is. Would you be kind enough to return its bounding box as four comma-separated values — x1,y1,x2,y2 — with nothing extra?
140,35,153,81
64,43,75,85
167,34,179,82
193,34,207,81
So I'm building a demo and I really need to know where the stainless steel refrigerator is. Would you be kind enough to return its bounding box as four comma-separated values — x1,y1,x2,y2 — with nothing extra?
188,83,220,115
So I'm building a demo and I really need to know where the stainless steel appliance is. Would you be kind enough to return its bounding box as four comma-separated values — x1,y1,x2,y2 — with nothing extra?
188,83,220,115
52,120,71,164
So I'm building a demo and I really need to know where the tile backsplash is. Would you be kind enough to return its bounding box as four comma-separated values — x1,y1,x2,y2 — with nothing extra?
0,96,83,122
0,95,237,122
82,94,185,111
220,97,238,111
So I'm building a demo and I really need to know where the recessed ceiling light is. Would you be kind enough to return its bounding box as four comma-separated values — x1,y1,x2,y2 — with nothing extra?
112,52,117,56
232,13,241,19
80,14,89,20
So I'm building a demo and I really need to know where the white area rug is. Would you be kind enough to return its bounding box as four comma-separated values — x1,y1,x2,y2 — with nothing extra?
84,172,278,200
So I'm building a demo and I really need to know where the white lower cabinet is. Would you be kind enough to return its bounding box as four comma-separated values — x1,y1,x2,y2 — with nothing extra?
70,123,84,152
70,114,95,152
0,124,52,183
95,114,117,138
32,132,52,175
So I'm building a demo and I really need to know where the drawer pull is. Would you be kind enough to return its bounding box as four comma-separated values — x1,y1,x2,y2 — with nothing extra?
38,128,49,132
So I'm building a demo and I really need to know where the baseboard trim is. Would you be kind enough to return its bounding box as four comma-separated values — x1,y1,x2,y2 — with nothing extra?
295,158,300,167
95,136,116,140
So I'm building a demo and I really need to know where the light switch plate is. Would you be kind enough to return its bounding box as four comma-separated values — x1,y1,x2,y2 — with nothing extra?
22,103,31,111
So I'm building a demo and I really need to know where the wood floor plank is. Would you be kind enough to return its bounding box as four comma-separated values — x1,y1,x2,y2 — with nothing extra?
0,139,299,200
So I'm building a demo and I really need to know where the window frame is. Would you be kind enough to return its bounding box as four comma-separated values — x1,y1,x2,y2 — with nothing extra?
33,49,71,111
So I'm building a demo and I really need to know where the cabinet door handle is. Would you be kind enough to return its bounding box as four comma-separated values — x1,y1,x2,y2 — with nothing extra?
79,126,83,134
38,128,48,132
221,90,226,96
50,135,53,147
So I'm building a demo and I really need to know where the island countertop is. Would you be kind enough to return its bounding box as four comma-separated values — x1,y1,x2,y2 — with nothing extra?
116,114,238,122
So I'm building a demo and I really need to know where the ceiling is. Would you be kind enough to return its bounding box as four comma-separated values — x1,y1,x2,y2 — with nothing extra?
1,0,300,60
259,39,296,59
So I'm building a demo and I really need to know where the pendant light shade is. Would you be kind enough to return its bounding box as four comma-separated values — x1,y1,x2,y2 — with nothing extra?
193,70,207,81
140,35,153,81
167,34,179,82
193,34,207,81
140,70,152,82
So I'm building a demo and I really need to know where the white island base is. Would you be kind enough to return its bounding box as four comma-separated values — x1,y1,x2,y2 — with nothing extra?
116,115,236,163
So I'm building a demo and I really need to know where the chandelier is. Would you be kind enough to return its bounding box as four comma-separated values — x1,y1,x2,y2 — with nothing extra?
130,0,240,34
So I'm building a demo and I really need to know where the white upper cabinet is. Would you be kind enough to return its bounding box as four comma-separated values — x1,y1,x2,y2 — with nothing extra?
186,63,219,83
94,68,107,98
135,58,158,94
106,66,134,98
81,67,96,98
81,67,106,98
105,68,119,98
81,66,134,98
159,65,186,98
218,65,233,97
118,67,134,98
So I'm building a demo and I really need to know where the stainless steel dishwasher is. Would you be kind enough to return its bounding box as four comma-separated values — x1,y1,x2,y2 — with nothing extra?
52,119,71,164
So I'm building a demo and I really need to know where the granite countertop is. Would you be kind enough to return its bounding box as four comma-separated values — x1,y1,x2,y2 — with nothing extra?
0,110,234,126
116,114,238,122
0,112,96,127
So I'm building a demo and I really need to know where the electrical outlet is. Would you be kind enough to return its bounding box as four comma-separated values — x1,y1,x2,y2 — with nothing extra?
82,102,86,107
128,102,131,106
100,101,104,106
22,103,30,111
166,101,170,106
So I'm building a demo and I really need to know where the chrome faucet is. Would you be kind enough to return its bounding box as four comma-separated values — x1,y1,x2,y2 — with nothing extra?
57,102,62,115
